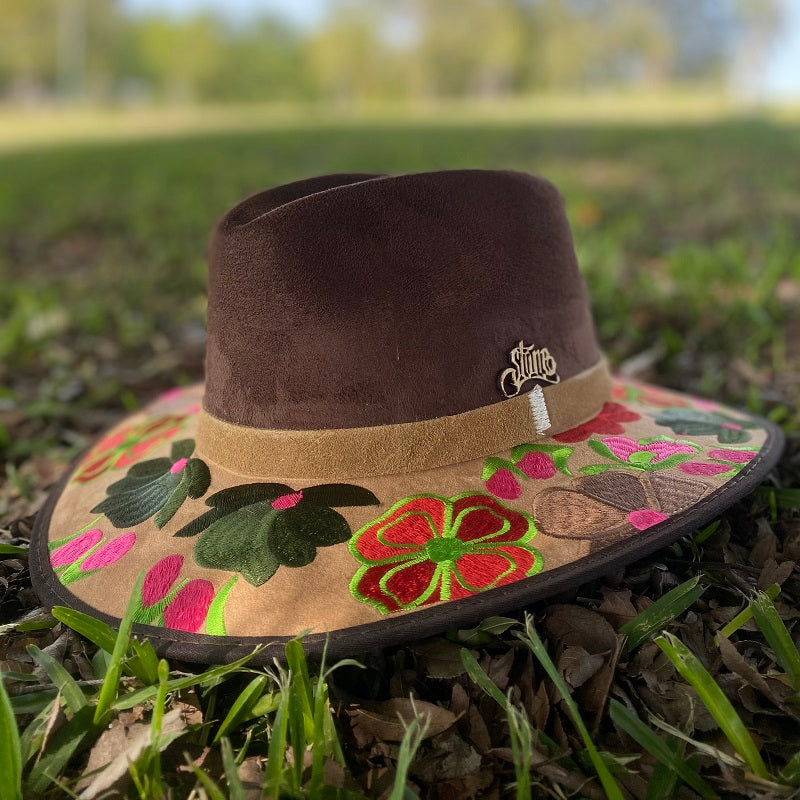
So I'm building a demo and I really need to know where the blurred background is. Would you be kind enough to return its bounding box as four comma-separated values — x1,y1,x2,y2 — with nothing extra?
0,0,798,519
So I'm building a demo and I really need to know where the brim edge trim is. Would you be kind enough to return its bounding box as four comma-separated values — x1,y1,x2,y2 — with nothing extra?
29,416,786,664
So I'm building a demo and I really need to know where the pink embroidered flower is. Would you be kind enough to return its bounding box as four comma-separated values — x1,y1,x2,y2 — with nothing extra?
554,402,641,443
628,510,669,530
51,528,104,568
80,532,136,571
678,462,733,476
516,451,557,479
142,554,185,606
603,437,695,463
164,579,215,632
272,491,304,510
484,469,522,500
708,449,757,463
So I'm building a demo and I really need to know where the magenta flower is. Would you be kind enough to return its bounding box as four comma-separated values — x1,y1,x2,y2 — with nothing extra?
164,579,215,632
628,510,669,530
484,468,522,500
142,554,185,606
271,491,304,510
708,449,756,463
516,451,557,479
51,528,103,568
582,436,699,475
80,532,136,571
678,462,732,476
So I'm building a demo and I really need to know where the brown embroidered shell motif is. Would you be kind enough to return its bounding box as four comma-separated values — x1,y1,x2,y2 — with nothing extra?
533,471,710,549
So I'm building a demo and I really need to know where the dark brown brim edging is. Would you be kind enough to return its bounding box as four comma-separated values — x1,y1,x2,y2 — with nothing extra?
29,418,786,665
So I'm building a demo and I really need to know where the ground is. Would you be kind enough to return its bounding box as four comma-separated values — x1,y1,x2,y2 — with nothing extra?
0,109,799,799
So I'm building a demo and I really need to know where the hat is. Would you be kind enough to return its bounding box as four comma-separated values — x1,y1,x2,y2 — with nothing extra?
30,170,784,663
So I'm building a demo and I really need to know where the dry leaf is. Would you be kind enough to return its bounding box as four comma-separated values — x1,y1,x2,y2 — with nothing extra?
348,697,458,743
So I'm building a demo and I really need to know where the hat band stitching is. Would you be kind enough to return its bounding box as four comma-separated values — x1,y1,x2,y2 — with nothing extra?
195,359,611,479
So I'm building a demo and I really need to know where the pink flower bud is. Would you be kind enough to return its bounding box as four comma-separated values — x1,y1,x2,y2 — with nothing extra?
51,528,104,568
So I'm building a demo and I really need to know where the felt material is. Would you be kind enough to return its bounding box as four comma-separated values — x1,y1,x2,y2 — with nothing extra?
204,170,601,430
195,359,611,478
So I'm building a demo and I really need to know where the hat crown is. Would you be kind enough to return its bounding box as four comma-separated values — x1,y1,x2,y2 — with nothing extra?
204,169,600,430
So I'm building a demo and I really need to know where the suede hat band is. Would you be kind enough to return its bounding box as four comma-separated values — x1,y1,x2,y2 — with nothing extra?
196,359,612,478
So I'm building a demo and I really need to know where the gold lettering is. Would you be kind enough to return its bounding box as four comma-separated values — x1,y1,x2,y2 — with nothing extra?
499,340,560,398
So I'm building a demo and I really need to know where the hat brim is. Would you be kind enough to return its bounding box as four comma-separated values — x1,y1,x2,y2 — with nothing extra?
30,379,784,663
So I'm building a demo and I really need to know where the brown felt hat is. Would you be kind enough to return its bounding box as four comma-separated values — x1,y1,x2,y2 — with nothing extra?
30,170,784,663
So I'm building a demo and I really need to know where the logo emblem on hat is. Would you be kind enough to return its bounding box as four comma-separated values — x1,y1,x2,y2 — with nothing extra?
499,340,560,399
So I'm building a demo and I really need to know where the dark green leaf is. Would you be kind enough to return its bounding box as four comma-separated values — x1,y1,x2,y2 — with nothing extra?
206,483,293,509
127,458,173,479
300,483,380,507
171,438,195,460
92,472,181,527
0,674,22,800
281,505,351,550
154,477,190,529
194,502,280,586
186,458,211,498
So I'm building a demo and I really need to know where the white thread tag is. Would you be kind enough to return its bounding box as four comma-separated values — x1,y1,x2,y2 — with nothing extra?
529,385,551,434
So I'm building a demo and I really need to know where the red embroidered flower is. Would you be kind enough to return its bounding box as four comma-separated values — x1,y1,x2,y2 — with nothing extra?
73,413,190,483
554,402,641,443
349,494,542,614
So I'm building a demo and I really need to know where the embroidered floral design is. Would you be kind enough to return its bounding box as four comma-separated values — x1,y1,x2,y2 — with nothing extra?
553,402,641,443
611,382,689,409
483,444,573,499
175,483,380,587
134,557,236,634
677,446,759,477
49,521,136,585
581,436,700,475
533,471,708,547
349,493,542,614
90,439,210,529
653,408,760,444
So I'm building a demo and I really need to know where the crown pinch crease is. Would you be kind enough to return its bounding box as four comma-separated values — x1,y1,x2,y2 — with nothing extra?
195,359,611,479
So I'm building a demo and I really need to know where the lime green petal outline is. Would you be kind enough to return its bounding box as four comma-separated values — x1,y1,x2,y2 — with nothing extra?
205,575,238,636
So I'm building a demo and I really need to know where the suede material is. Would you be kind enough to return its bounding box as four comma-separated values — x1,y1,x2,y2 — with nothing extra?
35,380,774,640
204,170,601,430
196,360,611,478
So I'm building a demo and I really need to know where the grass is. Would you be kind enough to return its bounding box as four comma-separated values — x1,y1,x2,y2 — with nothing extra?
0,111,799,797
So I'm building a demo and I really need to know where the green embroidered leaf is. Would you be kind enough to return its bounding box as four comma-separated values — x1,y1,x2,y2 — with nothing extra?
653,408,757,443
552,446,574,475
194,502,280,586
300,483,379,507
579,464,615,475
716,427,752,444
174,508,226,538
127,458,173,478
206,575,238,636
171,438,196,461
186,458,211,498
205,483,293,509
92,473,182,527
272,505,351,561
587,439,616,459
481,457,525,481
154,478,190,529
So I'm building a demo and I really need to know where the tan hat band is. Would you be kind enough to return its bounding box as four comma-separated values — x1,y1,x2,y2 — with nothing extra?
195,359,611,479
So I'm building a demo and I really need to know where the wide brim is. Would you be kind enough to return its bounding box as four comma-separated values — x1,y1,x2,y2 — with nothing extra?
30,379,784,664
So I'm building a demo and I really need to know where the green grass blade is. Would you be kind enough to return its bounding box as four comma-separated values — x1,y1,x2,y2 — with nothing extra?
25,705,94,795
26,645,88,715
0,676,22,800
749,591,800,691
388,707,429,800
93,571,145,727
289,677,306,792
507,703,533,800
619,575,705,651
220,738,246,800
18,697,59,765
719,584,780,639
655,632,769,778
516,614,626,800
0,544,27,555
778,750,800,787
112,650,261,709
187,761,227,800
264,688,290,799
459,648,509,710
213,674,268,744
609,699,718,799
